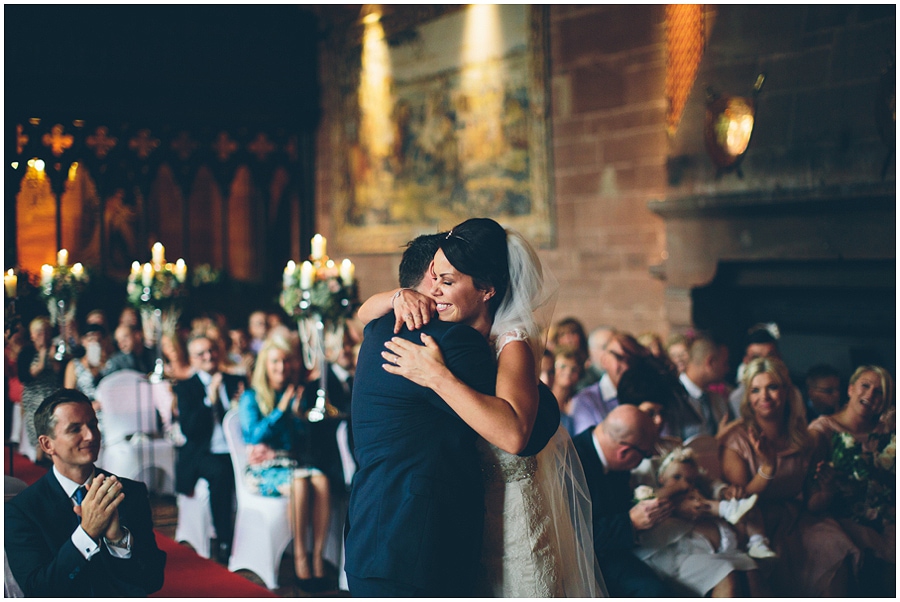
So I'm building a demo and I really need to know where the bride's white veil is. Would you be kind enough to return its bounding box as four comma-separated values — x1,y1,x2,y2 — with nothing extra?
492,227,608,597
490,228,559,374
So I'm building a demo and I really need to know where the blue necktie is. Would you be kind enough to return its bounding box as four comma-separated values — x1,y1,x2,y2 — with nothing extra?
73,485,87,506
73,486,87,522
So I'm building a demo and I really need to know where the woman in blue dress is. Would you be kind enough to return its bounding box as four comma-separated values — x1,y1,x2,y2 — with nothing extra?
239,334,331,584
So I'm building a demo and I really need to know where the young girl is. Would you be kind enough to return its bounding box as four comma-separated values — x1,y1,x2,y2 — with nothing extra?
633,448,762,596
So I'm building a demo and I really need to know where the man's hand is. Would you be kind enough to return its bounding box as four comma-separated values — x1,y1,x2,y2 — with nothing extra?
629,497,673,531
74,474,124,541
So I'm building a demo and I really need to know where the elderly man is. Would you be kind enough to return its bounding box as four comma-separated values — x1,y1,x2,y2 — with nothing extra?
5,389,166,596
572,404,673,597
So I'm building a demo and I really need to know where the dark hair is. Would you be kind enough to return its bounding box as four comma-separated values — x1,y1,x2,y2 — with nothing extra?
805,363,840,384
617,355,679,408
399,233,446,289
746,328,777,347
439,218,510,315
34,388,92,439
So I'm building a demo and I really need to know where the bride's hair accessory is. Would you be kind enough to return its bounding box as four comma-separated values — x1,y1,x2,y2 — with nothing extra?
445,228,468,243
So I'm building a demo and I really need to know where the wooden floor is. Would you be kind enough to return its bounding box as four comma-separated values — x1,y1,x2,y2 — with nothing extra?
150,494,350,598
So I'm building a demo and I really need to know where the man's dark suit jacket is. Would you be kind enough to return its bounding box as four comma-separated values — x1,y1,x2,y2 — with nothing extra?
172,372,246,495
345,315,496,596
5,468,166,597
571,428,637,556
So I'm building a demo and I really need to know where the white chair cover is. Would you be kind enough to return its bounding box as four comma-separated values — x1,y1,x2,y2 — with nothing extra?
94,370,176,495
222,409,293,589
175,478,217,559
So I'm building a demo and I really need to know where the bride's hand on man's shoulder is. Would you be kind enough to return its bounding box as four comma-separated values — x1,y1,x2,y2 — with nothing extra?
392,288,436,334
381,333,446,386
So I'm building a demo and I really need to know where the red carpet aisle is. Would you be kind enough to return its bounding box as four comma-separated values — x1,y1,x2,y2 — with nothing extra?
4,449,275,598
152,535,277,598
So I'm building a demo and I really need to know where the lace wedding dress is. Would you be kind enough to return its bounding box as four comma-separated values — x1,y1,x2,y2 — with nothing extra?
475,330,606,597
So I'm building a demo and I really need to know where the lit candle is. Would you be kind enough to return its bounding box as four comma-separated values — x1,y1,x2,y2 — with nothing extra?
4,269,17,298
300,261,315,289
340,259,355,286
131,261,141,277
41,264,53,287
174,258,187,283
283,260,296,286
142,262,154,287
71,263,84,279
310,234,326,260
152,242,165,266
57,249,68,266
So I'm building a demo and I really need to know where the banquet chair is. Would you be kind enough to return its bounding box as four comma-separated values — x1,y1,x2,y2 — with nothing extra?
683,433,721,481
175,478,216,559
222,409,293,589
94,370,176,495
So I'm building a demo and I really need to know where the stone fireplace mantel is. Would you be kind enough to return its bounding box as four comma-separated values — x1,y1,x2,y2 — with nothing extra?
647,182,895,332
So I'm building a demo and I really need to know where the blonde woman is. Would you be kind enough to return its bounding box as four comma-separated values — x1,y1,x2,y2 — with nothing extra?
719,357,859,596
238,335,331,587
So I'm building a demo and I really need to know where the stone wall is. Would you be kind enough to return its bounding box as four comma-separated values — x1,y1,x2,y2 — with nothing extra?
316,5,895,341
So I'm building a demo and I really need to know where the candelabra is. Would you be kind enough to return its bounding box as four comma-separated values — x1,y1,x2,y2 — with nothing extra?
281,234,357,422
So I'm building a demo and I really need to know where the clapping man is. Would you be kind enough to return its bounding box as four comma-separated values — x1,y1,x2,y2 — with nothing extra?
173,333,246,563
5,389,166,596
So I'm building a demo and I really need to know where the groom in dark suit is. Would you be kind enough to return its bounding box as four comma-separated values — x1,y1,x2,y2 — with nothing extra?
345,234,498,597
5,389,166,596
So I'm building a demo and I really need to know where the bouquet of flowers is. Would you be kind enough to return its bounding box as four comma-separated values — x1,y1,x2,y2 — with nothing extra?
825,431,896,531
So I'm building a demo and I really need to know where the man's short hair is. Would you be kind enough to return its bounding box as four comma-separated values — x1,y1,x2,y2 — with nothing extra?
34,389,92,439
186,332,213,349
398,233,446,289
806,363,840,386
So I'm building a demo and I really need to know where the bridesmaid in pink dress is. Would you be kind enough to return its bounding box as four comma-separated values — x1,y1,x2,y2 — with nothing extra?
808,365,894,593
719,357,859,596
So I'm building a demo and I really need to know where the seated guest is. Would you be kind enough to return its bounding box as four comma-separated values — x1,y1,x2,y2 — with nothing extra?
674,334,733,440
247,310,270,356
572,404,674,597
804,363,842,421
19,317,64,462
575,326,614,392
665,333,692,375
102,324,155,376
240,335,331,587
5,389,166,596
160,328,192,382
547,316,588,358
634,447,761,597
227,327,256,376
63,324,111,404
727,326,782,417
174,333,247,563
720,357,860,596
808,365,894,596
569,331,649,435
637,331,665,360
549,345,585,435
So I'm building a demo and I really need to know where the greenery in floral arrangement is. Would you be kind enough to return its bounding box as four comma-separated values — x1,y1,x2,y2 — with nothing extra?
823,431,896,531
191,263,222,287
39,263,88,305
281,270,358,324
126,263,188,311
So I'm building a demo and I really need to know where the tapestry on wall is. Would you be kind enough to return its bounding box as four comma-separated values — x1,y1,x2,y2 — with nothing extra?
326,4,554,253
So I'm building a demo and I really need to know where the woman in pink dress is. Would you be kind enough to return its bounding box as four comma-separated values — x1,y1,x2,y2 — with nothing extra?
719,356,859,596
808,365,894,595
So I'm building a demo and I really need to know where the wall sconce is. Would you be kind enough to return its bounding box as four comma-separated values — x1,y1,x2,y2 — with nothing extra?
704,73,765,178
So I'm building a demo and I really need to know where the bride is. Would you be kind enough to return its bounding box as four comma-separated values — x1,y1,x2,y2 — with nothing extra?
360,218,606,597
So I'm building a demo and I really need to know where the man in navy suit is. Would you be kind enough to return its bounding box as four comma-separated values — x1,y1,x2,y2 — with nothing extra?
173,333,246,563
572,404,673,597
345,234,498,597
5,389,166,596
